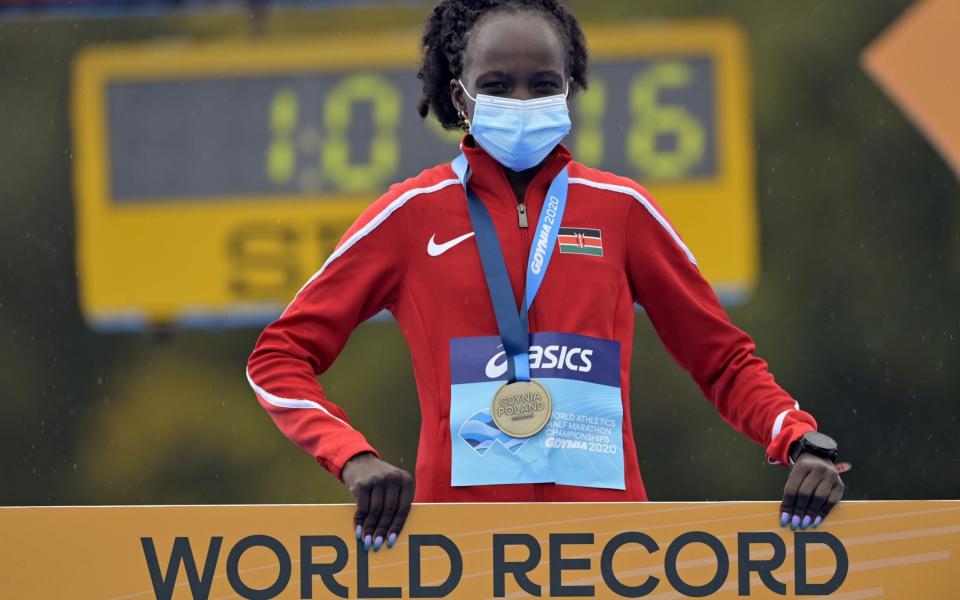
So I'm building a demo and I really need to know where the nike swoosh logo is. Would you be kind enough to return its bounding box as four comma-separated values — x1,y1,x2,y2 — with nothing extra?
427,232,475,257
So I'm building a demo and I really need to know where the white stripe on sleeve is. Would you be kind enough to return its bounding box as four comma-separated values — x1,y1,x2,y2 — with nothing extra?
770,401,802,441
568,177,698,265
286,177,461,310
246,368,352,429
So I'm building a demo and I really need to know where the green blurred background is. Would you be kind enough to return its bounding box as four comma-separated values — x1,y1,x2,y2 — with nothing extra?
0,0,958,506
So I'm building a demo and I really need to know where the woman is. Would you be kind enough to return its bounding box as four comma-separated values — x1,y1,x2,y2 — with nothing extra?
247,0,845,553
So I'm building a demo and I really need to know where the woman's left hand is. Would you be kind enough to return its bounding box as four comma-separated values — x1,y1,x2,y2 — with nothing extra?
779,453,845,530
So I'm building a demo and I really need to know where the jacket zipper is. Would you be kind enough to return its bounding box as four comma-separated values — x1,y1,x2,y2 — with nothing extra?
517,190,545,501
508,156,562,503
516,207,542,502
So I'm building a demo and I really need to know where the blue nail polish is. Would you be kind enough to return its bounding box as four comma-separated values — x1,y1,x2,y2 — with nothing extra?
374,536,383,551
387,533,397,548
363,534,372,552
801,515,812,530
813,516,822,528
356,525,362,540
791,515,801,531
780,512,790,527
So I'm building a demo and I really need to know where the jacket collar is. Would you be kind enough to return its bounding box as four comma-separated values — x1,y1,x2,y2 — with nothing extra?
459,135,573,212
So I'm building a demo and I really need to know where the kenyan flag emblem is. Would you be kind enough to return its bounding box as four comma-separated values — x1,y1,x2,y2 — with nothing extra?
558,227,603,257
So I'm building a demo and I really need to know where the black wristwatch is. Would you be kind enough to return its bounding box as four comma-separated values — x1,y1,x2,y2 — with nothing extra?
789,431,839,466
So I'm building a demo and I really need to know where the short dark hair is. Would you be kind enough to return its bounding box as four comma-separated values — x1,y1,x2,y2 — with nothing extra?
416,0,589,131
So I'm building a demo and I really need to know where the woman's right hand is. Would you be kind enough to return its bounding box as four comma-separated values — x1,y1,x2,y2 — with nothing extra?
341,452,415,552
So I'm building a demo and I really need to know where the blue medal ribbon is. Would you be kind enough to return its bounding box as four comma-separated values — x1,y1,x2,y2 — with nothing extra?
452,154,568,383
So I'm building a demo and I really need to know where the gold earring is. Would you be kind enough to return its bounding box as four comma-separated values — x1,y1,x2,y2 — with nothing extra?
459,110,470,128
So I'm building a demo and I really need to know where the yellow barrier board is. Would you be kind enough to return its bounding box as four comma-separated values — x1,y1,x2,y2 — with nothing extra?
71,21,755,331
1,501,956,598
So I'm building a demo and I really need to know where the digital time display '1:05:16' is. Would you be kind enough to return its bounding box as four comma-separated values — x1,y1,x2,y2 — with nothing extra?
106,59,716,204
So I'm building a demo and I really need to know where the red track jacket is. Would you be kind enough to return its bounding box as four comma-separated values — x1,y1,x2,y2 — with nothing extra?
247,140,817,502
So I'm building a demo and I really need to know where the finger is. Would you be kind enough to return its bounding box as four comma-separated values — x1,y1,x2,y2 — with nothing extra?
362,484,385,551
791,469,823,530
372,479,400,551
353,484,370,543
815,483,845,526
387,476,415,549
803,478,834,530
779,464,810,528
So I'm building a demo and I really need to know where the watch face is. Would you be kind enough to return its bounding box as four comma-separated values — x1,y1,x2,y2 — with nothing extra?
805,431,838,452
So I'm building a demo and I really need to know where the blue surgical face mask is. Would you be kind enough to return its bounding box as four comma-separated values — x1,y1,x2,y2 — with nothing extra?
459,80,572,172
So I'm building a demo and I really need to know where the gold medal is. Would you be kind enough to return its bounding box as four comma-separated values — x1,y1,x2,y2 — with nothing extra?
491,379,552,438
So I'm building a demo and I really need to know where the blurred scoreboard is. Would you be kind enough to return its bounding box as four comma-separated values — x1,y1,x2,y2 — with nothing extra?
71,22,755,331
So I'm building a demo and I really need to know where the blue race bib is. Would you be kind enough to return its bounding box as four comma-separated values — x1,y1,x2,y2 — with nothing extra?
450,332,625,489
